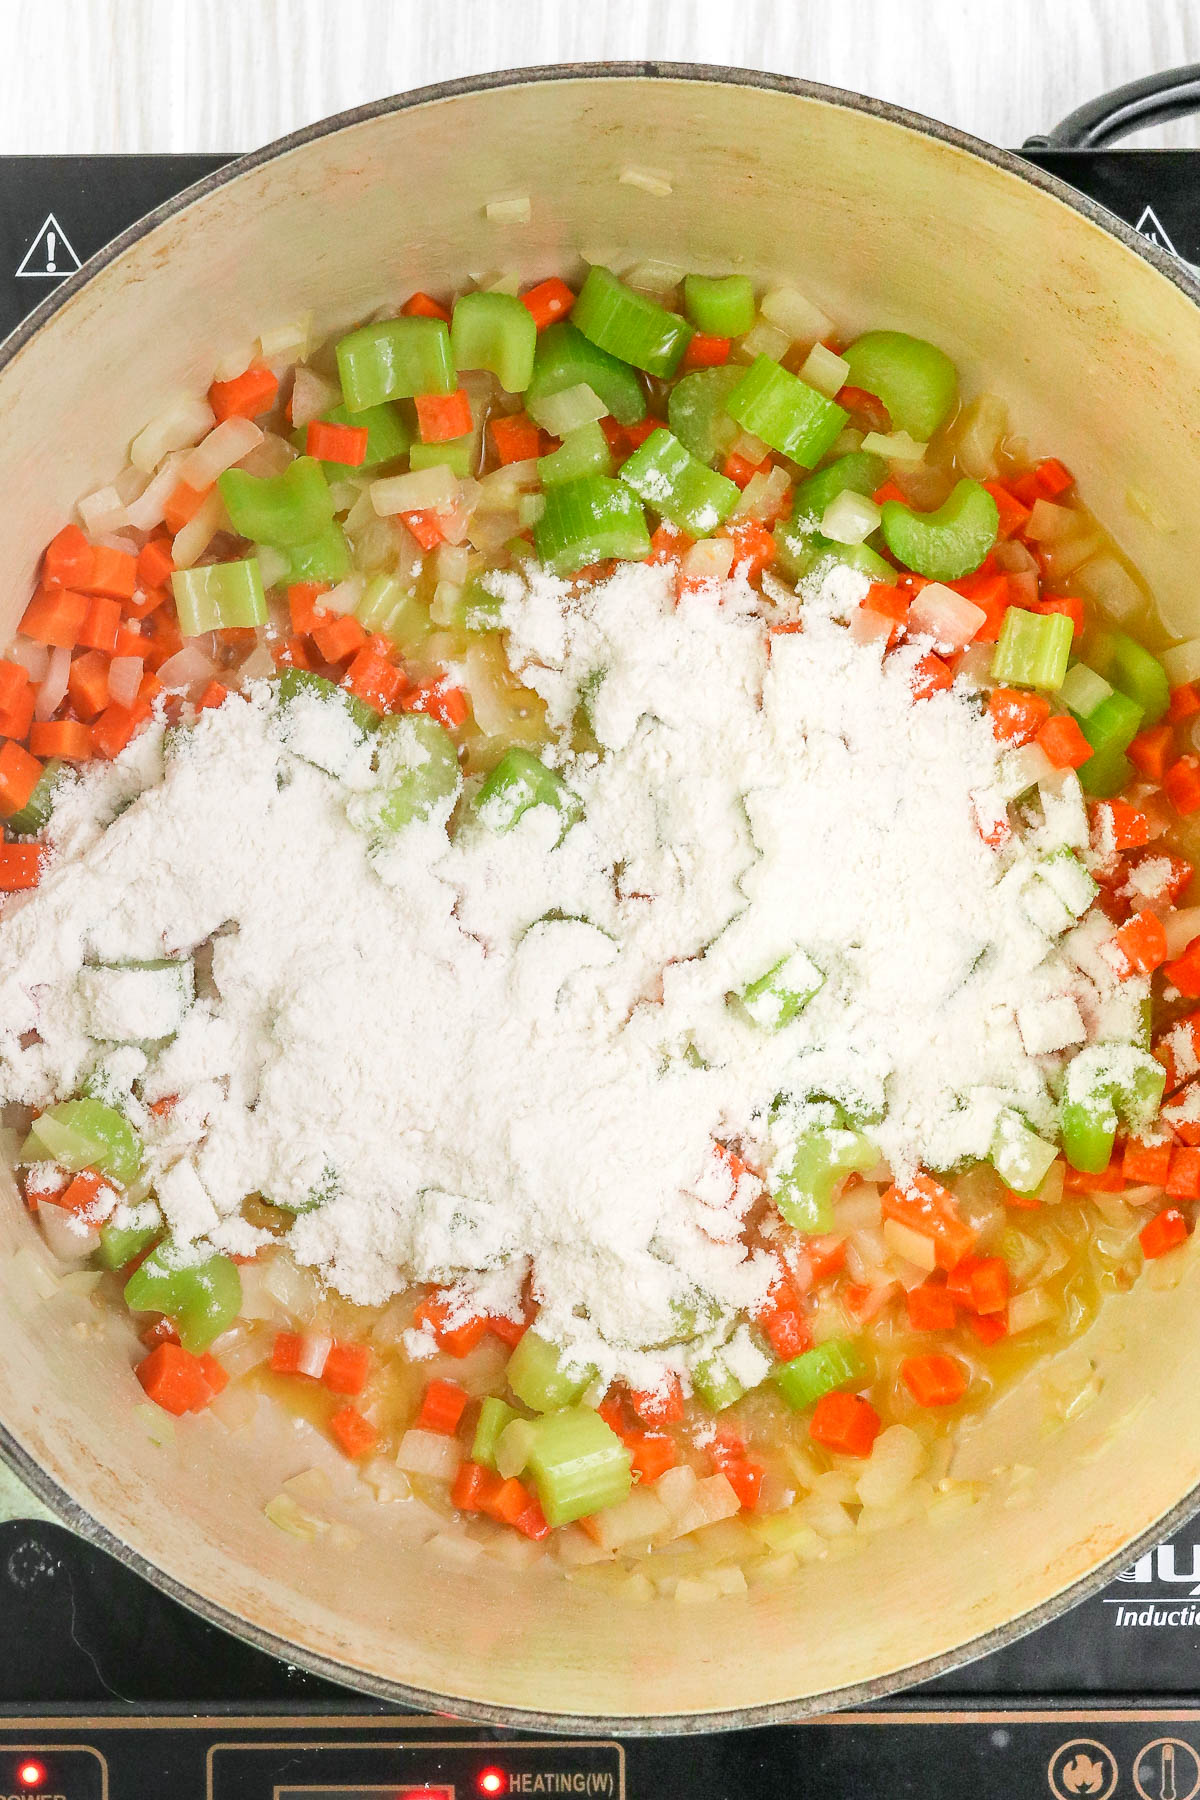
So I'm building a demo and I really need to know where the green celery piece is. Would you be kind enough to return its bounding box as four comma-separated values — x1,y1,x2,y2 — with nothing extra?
21,1098,142,1185
572,266,693,379
526,1405,632,1527
474,746,582,836
725,356,847,468
770,1107,877,1232
1078,746,1134,800
526,322,646,429
124,1241,242,1353
1037,847,1098,920
318,400,412,467
356,573,418,637
219,457,334,548
1059,662,1113,719
667,366,744,466
990,606,1074,691
276,668,378,740
682,273,756,337
841,330,959,439
171,559,267,636
792,451,888,525
618,428,740,537
1060,1044,1167,1174
335,317,455,411
6,758,65,835
772,523,892,586
989,1111,1058,1196
368,713,460,833
450,290,537,394
97,1220,159,1271
495,1417,541,1480
1077,689,1144,797
533,475,650,575
736,949,825,1030
284,520,352,586
692,1345,751,1412
880,479,998,581
472,1396,518,1471
538,420,613,487
1088,628,1170,726
774,1339,862,1410
506,1330,595,1412
409,438,472,478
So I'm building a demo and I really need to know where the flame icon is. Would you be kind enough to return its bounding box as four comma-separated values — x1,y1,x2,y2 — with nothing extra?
1062,1753,1108,1794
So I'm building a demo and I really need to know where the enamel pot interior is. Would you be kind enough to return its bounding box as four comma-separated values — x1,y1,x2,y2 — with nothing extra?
1,68,1200,1733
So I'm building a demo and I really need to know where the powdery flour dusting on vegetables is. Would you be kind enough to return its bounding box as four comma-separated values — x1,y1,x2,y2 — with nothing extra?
0,560,1143,1390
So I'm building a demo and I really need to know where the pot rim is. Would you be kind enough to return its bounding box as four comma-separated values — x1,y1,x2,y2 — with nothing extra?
2,57,1198,1737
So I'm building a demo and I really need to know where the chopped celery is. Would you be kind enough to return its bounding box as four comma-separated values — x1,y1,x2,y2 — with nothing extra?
1078,690,1144,797
772,522,892,586
1089,627,1170,726
572,266,693,379
366,713,460,833
335,317,455,411
879,479,998,581
355,573,422,639
284,520,352,586
97,1220,159,1271
1060,1045,1167,1173
526,1405,632,1527
791,451,888,525
841,330,958,440
474,747,582,836
410,438,472,478
1059,662,1113,719
774,1339,862,1410
683,273,756,338
472,1395,518,1471
667,366,744,466
526,322,646,429
735,949,824,1030
990,606,1074,691
533,475,650,575
770,1104,877,1232
171,559,267,636
450,291,537,394
538,420,613,487
618,428,739,536
276,668,377,744
21,1098,142,1185
692,1344,752,1411
725,356,847,468
124,1241,242,1353
6,758,65,835
1036,847,1098,920
219,457,335,546
506,1330,594,1412
989,1111,1058,1196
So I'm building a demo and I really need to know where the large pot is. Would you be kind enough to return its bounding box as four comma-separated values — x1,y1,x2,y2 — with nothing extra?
2,62,1200,1734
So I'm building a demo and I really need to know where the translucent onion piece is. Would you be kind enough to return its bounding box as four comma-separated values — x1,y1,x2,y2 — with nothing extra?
6,638,49,681
212,343,256,383
259,311,313,360
296,1331,331,1379
180,417,264,490
39,1203,99,1261
799,342,850,400
234,433,297,480
130,395,215,473
955,393,1009,481
106,655,144,708
760,285,833,345
171,487,226,569
396,1428,461,1480
322,575,365,617
78,485,127,535
155,645,215,693
289,364,339,428
370,466,459,517
908,582,987,649
124,451,186,531
34,645,71,721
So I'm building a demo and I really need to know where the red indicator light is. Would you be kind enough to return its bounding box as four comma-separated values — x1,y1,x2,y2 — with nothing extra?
17,1761,46,1788
479,1770,508,1796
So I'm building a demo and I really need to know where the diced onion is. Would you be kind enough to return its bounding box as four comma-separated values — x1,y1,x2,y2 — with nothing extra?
994,537,1038,573
955,393,1009,481
624,259,685,297
264,1492,326,1541
485,193,533,223
38,1203,99,1261
1075,551,1146,626
106,655,144,708
238,644,276,681
212,343,256,383
1006,568,1039,608
476,461,540,511
881,1217,937,1270
1024,498,1080,544
681,538,736,582
209,1324,270,1379
799,342,850,399
34,646,71,721
617,167,672,198
296,1330,331,1379
180,417,264,490
125,451,187,531
371,466,459,517
849,605,893,650
130,395,215,473
731,428,770,465
585,1487,671,1550
171,488,226,569
430,580,463,627
856,1424,925,1509
1165,905,1200,956
396,1428,461,1480
759,285,832,345
289,364,340,429
734,464,791,524
155,645,216,693
1007,1286,1057,1334
78,485,127,535
525,382,606,436
860,429,927,464
907,582,987,649
434,543,470,586
1163,637,1200,687
258,311,313,360
482,270,523,295
7,638,49,681
1039,530,1104,582
252,543,291,589
234,432,297,479
820,490,881,546
739,318,791,362
322,574,366,617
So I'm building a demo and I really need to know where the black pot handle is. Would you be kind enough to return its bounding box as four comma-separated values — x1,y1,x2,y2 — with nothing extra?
1024,63,1200,149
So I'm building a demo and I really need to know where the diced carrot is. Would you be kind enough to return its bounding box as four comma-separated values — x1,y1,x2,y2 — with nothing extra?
722,450,771,490
411,1293,490,1357
806,1233,849,1282
137,536,175,591
306,419,369,466
342,648,405,714
310,614,368,665
1034,457,1073,497
647,522,694,565
808,1390,881,1458
1123,1137,1174,1185
1165,1146,1200,1201
1166,755,1200,816
681,333,731,370
988,688,1050,746
626,1431,677,1484
719,515,777,578
906,1283,957,1331
0,845,43,891
514,1496,551,1540
209,364,279,423
489,412,540,465
967,1309,1008,1344
1140,1207,1189,1257
42,524,94,589
1167,937,1200,997
882,1174,976,1271
286,582,331,634
486,1311,529,1348
1031,595,1084,638
115,621,152,660
485,1477,533,1528
622,417,663,451
19,586,89,648
196,680,228,713
398,508,447,551
984,481,1032,540
322,1342,373,1396
196,1352,228,1397
0,741,43,817
1036,713,1093,770
947,1255,1009,1315
1064,1155,1125,1192
402,679,469,729
138,671,163,709
722,1456,766,1509
139,1315,180,1350
954,571,1009,642
1093,799,1153,852
521,277,576,330
28,720,93,762
329,1404,378,1459
909,651,954,702
1128,723,1174,782
76,594,121,655
0,660,29,712
629,1375,685,1427
1134,850,1193,907
1109,909,1168,976
402,290,452,322
91,699,151,761
901,1353,968,1407
760,1296,811,1361
1009,470,1043,507
0,681,35,741
270,1330,303,1374
836,384,890,433
78,544,137,602
416,1377,469,1435
162,481,210,536
136,1342,221,1415
872,479,908,507
707,1423,746,1469
451,1460,494,1511
1169,683,1200,725
414,388,473,443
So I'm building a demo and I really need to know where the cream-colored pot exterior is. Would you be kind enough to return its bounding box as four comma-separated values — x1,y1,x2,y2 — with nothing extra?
1,66,1199,1733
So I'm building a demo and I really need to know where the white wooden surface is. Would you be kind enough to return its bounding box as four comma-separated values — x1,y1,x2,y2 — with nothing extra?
1,0,1199,155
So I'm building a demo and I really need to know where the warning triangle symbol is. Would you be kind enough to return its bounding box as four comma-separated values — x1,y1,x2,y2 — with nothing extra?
15,212,80,279
1135,203,1179,257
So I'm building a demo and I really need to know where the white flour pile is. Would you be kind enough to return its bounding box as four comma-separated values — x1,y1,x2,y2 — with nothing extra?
0,558,1141,1389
